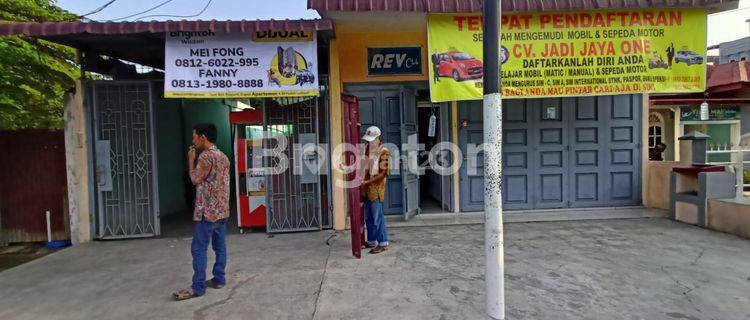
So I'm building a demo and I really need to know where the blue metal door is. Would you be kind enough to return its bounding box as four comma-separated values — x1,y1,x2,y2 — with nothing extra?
534,98,568,209
458,95,642,211
349,87,403,215
502,99,533,210
567,95,642,207
600,95,642,206
568,96,604,207
458,100,485,212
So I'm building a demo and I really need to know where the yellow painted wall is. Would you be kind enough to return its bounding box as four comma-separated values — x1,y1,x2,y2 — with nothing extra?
329,24,429,227
336,31,428,84
329,39,347,230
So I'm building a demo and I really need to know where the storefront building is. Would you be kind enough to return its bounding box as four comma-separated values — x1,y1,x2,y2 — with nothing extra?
645,60,750,210
310,0,737,229
0,1,740,242
650,61,750,160
0,19,337,241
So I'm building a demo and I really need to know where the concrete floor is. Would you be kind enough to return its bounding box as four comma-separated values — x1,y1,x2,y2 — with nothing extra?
0,218,749,320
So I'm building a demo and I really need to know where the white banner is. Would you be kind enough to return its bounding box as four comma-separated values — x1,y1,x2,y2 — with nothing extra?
165,30,319,98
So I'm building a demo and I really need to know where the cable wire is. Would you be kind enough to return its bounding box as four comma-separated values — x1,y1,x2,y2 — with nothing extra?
79,0,118,17
133,0,213,20
110,0,176,21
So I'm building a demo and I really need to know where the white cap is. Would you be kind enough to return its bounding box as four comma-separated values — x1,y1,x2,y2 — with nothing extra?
362,126,382,142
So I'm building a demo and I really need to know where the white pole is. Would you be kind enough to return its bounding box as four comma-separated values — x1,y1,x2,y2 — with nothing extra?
484,93,504,319
482,0,505,319
45,210,52,243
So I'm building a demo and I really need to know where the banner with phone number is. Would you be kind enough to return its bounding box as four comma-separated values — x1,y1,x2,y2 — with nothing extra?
427,9,706,102
165,31,319,98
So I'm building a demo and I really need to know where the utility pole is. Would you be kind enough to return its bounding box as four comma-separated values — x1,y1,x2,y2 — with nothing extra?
482,1,504,319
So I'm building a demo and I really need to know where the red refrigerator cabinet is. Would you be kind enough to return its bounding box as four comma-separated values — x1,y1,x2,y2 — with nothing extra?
231,110,267,230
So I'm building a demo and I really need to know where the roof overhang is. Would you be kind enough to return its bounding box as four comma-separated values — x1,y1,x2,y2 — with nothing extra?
0,19,334,69
309,0,739,14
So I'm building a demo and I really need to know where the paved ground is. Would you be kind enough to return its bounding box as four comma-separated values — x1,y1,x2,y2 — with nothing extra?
0,218,749,320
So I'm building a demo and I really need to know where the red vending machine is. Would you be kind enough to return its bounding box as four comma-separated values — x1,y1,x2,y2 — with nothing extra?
231,109,267,232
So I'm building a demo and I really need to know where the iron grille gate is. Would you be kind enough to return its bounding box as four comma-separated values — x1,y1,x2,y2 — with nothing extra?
91,82,159,239
264,98,322,233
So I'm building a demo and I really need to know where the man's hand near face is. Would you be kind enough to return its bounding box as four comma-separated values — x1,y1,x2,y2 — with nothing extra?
188,146,197,171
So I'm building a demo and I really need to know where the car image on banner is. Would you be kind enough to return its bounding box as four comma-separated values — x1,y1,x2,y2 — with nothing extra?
675,50,704,65
434,50,484,82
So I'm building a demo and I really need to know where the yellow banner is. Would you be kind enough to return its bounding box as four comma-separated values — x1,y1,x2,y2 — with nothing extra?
428,9,707,102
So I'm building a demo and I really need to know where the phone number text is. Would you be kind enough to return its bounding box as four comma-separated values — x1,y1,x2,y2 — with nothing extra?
170,79,264,89
173,58,260,68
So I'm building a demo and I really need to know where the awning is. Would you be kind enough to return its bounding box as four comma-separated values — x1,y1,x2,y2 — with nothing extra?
308,0,736,13
707,61,750,91
0,19,333,37
0,19,334,69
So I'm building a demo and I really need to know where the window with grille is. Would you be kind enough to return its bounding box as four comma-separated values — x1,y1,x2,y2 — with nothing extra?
648,112,666,161
649,125,663,148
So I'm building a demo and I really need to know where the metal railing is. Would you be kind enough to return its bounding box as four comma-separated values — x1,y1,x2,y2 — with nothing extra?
706,143,750,200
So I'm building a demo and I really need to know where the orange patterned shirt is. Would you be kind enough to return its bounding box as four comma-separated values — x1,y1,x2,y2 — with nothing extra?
362,148,391,202
190,146,230,222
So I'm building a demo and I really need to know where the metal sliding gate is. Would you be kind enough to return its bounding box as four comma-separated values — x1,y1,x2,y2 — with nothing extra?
91,81,159,239
264,97,323,233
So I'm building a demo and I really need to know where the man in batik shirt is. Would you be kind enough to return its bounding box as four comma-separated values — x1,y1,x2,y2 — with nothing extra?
174,123,230,300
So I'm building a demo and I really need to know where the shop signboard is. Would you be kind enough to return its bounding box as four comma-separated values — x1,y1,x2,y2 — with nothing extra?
367,47,422,75
427,9,707,102
680,106,740,121
165,31,319,98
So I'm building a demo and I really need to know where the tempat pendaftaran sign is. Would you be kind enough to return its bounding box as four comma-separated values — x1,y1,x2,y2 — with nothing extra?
165,30,319,98
427,9,707,102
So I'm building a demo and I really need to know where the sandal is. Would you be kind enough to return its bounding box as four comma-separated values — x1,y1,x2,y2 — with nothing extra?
369,246,388,254
172,288,201,301
206,279,225,289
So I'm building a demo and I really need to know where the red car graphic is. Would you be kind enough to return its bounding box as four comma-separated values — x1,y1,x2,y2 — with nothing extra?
433,51,484,81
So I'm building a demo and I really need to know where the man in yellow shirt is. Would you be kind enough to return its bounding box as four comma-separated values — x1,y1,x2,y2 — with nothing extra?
361,126,390,254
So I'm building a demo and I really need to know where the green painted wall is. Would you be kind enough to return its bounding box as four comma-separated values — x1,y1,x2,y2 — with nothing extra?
181,99,236,221
181,99,232,158
153,93,233,218
154,93,188,217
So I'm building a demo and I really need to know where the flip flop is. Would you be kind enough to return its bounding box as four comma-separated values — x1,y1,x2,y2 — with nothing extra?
172,288,201,301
